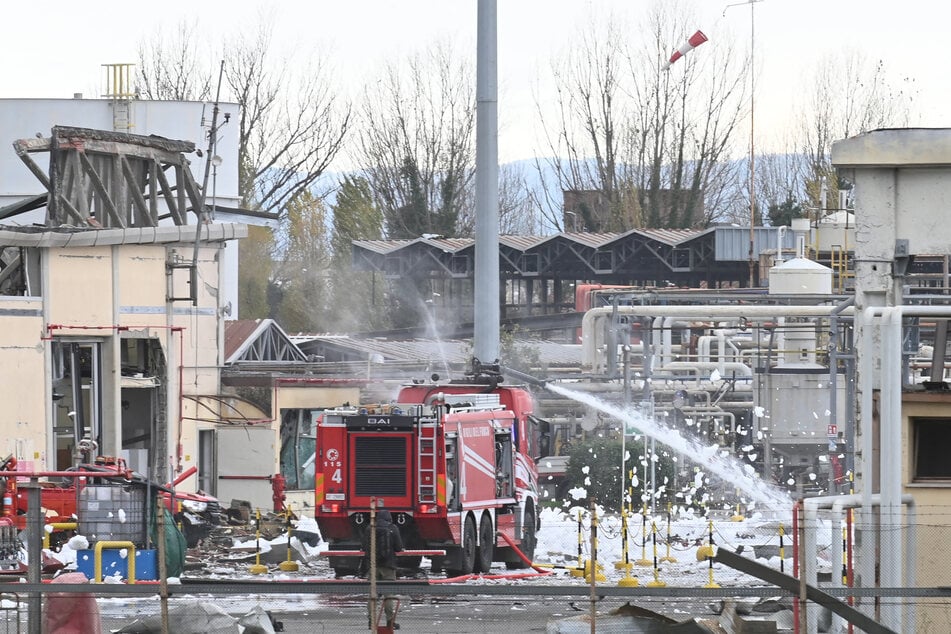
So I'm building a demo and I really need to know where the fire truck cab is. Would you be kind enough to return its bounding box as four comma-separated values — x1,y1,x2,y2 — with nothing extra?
314,372,543,577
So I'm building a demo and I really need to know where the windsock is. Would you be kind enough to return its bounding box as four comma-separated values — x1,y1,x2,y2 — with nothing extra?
665,30,708,69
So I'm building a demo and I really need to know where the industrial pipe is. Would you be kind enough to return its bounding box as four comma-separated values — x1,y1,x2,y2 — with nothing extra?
582,304,854,372
802,494,916,634
858,305,951,632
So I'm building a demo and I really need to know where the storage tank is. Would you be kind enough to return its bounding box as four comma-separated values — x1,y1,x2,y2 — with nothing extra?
78,484,148,545
768,257,833,295
815,210,855,254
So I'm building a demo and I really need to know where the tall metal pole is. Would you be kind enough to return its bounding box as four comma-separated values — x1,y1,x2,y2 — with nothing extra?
747,1,757,288
725,0,763,288
474,0,500,364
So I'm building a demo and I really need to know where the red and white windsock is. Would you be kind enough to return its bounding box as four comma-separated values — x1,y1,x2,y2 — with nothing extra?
665,30,708,69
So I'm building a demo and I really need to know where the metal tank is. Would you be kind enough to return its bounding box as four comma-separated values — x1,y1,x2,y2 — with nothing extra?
78,484,148,546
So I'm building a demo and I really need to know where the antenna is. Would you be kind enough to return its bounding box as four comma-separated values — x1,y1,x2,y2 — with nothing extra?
188,59,226,305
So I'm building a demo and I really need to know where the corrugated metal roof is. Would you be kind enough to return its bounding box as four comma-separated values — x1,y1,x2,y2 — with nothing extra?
421,237,472,252
224,320,263,361
499,234,552,250
294,335,582,368
357,229,711,256
637,227,710,245
224,319,307,363
562,232,622,248
351,239,415,255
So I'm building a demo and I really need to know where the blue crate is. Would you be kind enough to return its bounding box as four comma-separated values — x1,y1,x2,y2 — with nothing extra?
75,548,158,581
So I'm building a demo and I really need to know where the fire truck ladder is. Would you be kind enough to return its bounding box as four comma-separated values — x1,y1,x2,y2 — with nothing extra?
417,416,438,504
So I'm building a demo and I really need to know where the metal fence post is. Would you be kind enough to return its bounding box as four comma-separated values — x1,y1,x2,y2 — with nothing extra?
22,480,41,634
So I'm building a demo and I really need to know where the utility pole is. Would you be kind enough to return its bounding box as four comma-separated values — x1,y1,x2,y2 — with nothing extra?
473,0,500,365
724,0,763,287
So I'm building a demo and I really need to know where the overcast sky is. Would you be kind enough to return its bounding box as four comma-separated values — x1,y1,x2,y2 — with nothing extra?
5,1,951,163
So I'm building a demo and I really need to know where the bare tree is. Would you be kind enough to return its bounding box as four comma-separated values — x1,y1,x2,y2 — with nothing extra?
225,19,351,215
535,0,749,232
498,163,539,235
138,17,351,217
629,0,748,229
535,14,639,232
796,50,916,211
354,42,476,239
137,17,352,320
136,21,212,101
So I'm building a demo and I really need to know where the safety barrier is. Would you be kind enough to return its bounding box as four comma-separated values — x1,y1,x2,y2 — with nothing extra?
93,541,136,583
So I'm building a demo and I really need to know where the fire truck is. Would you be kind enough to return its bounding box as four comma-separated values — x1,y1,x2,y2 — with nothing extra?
313,367,545,577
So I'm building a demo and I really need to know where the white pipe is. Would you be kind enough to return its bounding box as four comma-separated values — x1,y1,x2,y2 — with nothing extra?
581,305,853,373
879,308,903,631
716,330,727,375
660,361,752,377
857,305,951,632
698,335,714,363
826,494,917,634
651,316,664,372
858,308,875,613
803,493,916,634
661,317,681,367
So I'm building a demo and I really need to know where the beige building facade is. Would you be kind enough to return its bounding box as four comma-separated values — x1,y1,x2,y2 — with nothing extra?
0,225,243,489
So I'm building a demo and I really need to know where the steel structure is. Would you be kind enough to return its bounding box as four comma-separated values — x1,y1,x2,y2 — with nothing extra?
13,125,203,228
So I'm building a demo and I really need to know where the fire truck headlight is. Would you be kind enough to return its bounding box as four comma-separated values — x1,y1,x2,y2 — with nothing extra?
181,499,207,514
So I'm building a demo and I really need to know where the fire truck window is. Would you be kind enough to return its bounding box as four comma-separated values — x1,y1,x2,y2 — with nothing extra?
495,433,513,498
445,437,458,509
279,409,317,490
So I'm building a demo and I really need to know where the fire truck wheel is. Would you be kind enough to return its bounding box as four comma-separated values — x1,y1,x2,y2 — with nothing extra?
447,515,477,577
476,514,494,573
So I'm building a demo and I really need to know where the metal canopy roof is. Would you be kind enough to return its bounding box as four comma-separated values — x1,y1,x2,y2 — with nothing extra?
352,226,778,285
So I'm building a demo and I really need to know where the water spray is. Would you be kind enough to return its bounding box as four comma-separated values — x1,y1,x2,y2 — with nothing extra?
545,383,792,510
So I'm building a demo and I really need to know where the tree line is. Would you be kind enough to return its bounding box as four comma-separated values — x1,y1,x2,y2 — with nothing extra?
135,1,914,333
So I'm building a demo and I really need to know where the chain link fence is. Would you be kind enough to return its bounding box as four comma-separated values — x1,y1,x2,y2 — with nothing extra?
4,504,950,632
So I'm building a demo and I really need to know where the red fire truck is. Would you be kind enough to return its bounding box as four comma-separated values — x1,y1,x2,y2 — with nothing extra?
314,369,545,577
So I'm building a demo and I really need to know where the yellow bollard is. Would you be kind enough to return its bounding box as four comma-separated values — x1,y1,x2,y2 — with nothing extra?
700,520,719,588
617,508,638,587
659,503,677,564
569,509,586,577
645,522,666,588
635,503,652,567
731,488,745,522
841,522,848,585
248,509,268,575
614,508,633,571
585,505,606,583
779,522,785,574
278,504,299,572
